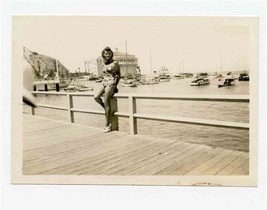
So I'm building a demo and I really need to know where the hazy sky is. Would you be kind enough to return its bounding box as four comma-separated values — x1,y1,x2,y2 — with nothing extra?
15,16,254,74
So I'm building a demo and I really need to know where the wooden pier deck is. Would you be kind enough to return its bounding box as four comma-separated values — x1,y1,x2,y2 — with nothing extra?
23,114,249,176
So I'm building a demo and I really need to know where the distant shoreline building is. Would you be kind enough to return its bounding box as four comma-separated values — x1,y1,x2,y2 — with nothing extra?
84,59,97,76
96,49,138,77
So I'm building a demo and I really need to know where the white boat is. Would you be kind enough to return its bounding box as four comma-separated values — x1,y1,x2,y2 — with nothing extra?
218,72,236,88
190,78,210,86
140,76,159,85
159,75,170,82
77,87,94,91
158,66,171,82
63,83,93,92
218,79,235,88
122,82,137,87
122,79,138,87
173,74,184,79
63,85,77,92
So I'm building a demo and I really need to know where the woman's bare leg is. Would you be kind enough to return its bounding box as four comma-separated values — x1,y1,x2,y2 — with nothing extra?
104,86,115,126
94,85,105,108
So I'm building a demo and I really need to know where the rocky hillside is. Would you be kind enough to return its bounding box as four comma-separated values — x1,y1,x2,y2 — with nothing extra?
23,47,69,80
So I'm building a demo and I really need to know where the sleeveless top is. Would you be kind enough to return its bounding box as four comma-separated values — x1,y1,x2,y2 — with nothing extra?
102,60,120,87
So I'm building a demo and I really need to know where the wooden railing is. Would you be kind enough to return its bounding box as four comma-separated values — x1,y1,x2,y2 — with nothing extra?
29,91,249,135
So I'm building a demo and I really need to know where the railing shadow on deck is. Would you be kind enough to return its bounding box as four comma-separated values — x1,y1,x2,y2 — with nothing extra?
28,91,249,135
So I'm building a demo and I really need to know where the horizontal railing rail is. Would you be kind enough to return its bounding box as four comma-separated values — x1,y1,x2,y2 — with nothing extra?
28,91,250,134
31,91,249,102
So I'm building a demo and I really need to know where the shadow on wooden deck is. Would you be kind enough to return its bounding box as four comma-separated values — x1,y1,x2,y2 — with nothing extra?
23,114,249,176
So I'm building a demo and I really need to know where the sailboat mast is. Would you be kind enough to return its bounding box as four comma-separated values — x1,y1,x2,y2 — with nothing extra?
149,47,153,74
220,54,223,73
125,40,128,75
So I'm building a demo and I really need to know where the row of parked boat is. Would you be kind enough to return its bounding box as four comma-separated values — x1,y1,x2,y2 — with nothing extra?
63,83,94,92
190,72,249,87
33,80,94,92
36,72,248,92
119,72,249,88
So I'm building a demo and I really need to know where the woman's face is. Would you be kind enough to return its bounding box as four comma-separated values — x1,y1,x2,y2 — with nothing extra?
103,51,112,60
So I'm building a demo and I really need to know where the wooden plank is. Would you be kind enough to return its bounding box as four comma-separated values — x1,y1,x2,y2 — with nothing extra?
23,114,67,125
94,141,185,175
31,91,249,101
216,152,249,175
66,135,179,173
185,149,233,175
23,125,104,150
63,139,161,175
24,125,104,144
24,123,67,134
23,131,127,167
231,160,249,175
23,133,132,174
43,139,156,174
143,145,219,175
172,148,229,175
156,144,220,175
200,151,243,175
23,125,125,154
155,144,216,175
24,131,125,164
23,114,249,176
121,142,195,175
24,129,103,156
23,118,61,130
36,135,160,174
134,113,249,130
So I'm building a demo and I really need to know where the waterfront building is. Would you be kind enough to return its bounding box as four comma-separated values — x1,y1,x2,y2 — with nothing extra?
84,59,97,76
96,49,138,77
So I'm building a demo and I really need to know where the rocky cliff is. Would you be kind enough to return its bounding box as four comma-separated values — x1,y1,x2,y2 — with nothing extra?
23,47,69,80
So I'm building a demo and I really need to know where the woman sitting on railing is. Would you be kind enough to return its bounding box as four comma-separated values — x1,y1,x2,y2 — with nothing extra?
94,47,121,132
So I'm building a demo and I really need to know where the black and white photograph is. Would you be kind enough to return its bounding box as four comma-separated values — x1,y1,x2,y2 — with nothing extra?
11,15,259,186
1,1,266,209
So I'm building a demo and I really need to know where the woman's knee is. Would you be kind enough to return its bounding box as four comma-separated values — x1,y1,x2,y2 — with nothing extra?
94,94,103,103
94,94,99,101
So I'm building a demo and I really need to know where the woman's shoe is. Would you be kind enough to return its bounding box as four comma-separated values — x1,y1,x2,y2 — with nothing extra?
103,124,112,133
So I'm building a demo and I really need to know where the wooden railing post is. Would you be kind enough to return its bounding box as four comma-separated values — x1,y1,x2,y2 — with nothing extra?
67,94,74,123
111,97,118,131
129,95,137,135
30,106,35,115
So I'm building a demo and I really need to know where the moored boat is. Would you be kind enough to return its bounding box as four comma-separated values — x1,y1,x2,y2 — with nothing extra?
190,78,210,86
218,79,235,88
140,75,159,85
63,85,77,92
217,72,236,88
122,82,137,87
77,86,94,91
173,74,184,79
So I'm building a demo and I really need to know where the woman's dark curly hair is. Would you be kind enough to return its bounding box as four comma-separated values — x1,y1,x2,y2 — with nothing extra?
101,47,114,59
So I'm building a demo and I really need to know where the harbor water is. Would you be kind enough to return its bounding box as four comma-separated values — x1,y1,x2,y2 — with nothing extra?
23,78,249,152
